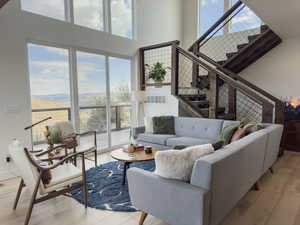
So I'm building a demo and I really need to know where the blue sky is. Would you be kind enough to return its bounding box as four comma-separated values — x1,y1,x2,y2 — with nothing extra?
200,0,261,35
28,44,131,97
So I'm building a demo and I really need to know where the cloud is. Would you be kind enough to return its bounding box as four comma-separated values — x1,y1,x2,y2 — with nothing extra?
73,0,104,30
232,7,260,26
111,0,132,38
29,59,105,95
21,0,65,20
45,46,68,56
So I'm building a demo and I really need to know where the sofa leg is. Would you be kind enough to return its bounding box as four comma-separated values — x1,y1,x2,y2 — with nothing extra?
254,182,259,191
139,211,148,225
270,167,274,174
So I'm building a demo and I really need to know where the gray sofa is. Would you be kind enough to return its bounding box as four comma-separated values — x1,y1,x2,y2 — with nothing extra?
128,117,283,225
133,117,240,149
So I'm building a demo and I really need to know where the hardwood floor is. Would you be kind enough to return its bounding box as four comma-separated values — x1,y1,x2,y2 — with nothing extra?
0,151,300,225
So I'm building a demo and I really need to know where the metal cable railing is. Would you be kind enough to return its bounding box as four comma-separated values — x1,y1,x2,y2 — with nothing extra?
32,105,131,144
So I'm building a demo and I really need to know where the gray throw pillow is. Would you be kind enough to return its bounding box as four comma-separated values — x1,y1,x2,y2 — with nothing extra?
152,116,175,135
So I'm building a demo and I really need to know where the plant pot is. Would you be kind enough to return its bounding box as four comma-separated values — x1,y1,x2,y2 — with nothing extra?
154,81,163,88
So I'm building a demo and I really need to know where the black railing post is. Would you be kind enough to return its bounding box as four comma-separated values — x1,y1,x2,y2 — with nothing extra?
67,108,71,121
116,106,121,130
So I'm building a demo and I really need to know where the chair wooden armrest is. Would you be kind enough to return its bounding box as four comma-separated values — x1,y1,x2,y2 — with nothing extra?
35,145,68,157
25,148,84,171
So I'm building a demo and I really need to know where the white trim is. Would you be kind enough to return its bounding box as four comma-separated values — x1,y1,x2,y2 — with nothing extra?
105,55,112,148
69,49,80,132
27,38,133,60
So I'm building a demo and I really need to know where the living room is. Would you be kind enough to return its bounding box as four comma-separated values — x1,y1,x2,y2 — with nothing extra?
1,0,300,225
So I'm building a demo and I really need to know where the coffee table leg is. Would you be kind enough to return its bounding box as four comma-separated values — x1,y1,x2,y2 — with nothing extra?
122,162,131,185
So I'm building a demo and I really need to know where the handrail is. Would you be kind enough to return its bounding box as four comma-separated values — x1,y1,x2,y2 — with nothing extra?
188,0,243,52
0,0,10,9
176,46,272,106
140,40,180,51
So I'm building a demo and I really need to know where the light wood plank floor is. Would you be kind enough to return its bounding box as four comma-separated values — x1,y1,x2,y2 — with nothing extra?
1,151,300,225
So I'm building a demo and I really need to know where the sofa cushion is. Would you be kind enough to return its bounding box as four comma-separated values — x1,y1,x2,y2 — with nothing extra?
138,133,176,145
166,136,213,147
175,117,223,140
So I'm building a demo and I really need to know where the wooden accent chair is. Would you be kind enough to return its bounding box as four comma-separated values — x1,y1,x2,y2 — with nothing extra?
45,121,98,167
9,140,88,225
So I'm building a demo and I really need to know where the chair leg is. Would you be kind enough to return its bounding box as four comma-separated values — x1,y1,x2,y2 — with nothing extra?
24,176,41,225
94,150,97,167
82,155,88,208
73,147,77,167
139,211,148,225
13,179,24,210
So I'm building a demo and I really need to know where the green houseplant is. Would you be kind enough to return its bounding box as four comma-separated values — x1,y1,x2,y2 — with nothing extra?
145,62,170,86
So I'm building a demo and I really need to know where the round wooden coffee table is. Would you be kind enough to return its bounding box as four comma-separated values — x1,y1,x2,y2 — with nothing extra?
111,147,159,185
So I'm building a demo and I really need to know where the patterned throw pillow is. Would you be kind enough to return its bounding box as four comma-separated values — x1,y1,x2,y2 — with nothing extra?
152,116,175,135
231,123,256,142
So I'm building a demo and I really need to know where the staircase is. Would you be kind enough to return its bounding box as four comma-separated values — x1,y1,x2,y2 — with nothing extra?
0,0,10,9
138,1,285,124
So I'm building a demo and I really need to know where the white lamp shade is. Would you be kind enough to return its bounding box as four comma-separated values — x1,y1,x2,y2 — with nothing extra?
131,90,147,103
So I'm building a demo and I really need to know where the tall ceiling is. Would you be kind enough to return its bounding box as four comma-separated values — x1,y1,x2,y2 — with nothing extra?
243,0,300,39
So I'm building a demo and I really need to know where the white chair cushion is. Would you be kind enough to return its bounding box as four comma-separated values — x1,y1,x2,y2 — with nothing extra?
44,163,82,193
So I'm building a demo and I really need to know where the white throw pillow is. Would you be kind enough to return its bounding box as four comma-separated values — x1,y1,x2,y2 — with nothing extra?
144,116,153,133
154,144,214,182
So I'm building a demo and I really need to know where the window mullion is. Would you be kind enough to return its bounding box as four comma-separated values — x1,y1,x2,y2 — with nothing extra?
104,0,112,33
69,49,80,133
105,56,112,148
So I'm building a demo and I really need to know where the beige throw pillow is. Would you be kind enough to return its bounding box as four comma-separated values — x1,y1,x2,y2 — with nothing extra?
154,144,214,182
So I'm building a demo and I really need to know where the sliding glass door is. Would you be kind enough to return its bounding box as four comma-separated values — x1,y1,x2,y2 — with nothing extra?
76,51,109,149
27,42,132,151
27,44,71,145
109,57,131,146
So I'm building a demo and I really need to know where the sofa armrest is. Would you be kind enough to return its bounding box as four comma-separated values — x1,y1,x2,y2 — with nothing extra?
127,168,210,225
132,126,145,139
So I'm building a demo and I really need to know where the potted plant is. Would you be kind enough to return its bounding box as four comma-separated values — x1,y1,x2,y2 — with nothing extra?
145,62,170,87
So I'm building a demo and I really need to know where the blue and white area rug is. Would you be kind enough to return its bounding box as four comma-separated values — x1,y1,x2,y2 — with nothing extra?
70,160,155,212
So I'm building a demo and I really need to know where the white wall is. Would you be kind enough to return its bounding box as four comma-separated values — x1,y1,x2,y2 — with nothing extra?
0,0,182,180
144,87,179,118
240,37,300,99
182,0,199,49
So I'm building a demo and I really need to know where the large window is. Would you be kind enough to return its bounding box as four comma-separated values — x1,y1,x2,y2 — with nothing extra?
27,43,132,150
21,0,66,21
21,0,134,39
